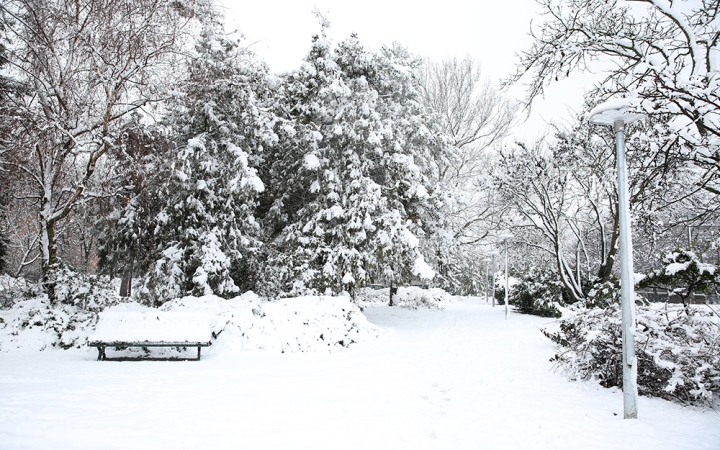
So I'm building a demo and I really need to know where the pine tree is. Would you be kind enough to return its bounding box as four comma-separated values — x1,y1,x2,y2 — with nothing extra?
144,27,275,302
263,30,446,296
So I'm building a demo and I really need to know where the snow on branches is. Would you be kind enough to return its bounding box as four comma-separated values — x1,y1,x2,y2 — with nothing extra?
507,0,720,193
543,303,720,405
262,33,444,296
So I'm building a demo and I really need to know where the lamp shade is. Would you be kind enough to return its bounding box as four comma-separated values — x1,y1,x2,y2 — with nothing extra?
588,97,645,125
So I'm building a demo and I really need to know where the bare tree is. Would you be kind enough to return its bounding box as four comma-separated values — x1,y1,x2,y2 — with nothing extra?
505,0,720,192
422,56,517,185
494,104,717,303
0,0,211,299
418,56,518,291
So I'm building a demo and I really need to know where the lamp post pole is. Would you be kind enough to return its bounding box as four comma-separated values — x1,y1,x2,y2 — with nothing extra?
613,119,638,419
589,99,644,419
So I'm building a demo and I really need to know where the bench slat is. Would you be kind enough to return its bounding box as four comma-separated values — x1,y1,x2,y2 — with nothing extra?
88,341,211,347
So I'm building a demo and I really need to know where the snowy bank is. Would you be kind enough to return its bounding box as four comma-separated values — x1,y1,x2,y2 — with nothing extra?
0,293,383,354
162,294,384,353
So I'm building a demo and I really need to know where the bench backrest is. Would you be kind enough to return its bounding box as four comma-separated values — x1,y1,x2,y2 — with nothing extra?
89,311,212,343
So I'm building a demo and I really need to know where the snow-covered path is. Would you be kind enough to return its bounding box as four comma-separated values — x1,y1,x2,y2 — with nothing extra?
0,298,718,449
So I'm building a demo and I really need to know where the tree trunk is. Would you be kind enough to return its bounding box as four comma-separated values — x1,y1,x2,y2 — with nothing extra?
119,257,134,298
596,208,620,283
389,283,397,306
40,217,58,303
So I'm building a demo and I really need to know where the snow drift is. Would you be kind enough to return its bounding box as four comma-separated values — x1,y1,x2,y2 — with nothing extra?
0,293,383,354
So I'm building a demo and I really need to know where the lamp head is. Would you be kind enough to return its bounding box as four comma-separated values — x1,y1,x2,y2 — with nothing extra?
588,97,645,126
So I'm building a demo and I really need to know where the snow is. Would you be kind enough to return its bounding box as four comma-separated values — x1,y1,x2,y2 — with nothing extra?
588,97,645,126
412,256,436,280
89,311,212,343
665,261,690,276
240,172,265,193
0,298,717,449
303,153,321,169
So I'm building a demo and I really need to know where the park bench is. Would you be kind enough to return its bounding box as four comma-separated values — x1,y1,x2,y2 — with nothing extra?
88,311,212,361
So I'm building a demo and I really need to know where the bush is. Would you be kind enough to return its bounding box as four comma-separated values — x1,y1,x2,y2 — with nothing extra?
53,267,121,311
542,304,720,405
0,296,99,351
354,286,390,304
0,271,122,351
637,249,719,307
0,275,44,309
501,268,563,318
582,278,620,309
393,287,449,310
355,286,450,310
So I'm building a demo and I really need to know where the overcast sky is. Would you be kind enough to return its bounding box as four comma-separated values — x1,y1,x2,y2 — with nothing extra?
219,0,594,142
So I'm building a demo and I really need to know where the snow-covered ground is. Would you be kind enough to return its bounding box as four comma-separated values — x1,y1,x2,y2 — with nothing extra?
0,297,717,449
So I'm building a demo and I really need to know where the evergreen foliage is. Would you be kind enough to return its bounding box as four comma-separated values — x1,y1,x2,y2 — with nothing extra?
508,268,563,318
543,303,720,405
637,249,719,307
143,27,276,302
261,30,444,296
95,120,174,288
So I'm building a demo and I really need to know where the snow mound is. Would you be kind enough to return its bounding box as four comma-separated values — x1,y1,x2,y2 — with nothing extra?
163,294,383,354
0,293,383,354
89,311,212,343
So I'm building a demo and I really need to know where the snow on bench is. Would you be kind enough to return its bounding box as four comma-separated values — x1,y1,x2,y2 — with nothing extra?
88,311,212,361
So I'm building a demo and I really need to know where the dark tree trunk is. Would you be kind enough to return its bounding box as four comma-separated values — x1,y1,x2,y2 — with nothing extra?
119,258,134,298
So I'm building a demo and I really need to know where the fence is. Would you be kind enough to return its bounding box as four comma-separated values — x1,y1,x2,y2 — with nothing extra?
637,289,720,305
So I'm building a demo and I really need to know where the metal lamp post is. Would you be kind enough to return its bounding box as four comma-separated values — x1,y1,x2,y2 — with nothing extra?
498,234,513,320
589,98,645,420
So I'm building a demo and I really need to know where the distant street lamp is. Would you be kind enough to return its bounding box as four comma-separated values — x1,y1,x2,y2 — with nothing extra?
489,251,500,307
589,97,645,420
498,234,514,320
483,258,492,302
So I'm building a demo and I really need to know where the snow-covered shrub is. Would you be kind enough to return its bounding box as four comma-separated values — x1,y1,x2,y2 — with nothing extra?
354,286,390,305
637,249,718,307
0,272,120,351
0,275,43,308
53,267,121,311
507,268,563,318
0,297,98,351
354,286,450,310
392,287,450,310
1,291,384,354
543,304,720,405
582,278,620,309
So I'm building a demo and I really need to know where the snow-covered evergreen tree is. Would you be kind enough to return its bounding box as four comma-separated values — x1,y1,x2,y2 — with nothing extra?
262,29,445,296
144,27,276,302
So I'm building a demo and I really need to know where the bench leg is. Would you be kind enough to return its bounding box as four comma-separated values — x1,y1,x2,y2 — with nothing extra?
197,346,201,361
96,346,105,361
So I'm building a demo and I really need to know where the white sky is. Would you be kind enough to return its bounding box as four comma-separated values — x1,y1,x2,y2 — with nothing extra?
219,0,597,142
